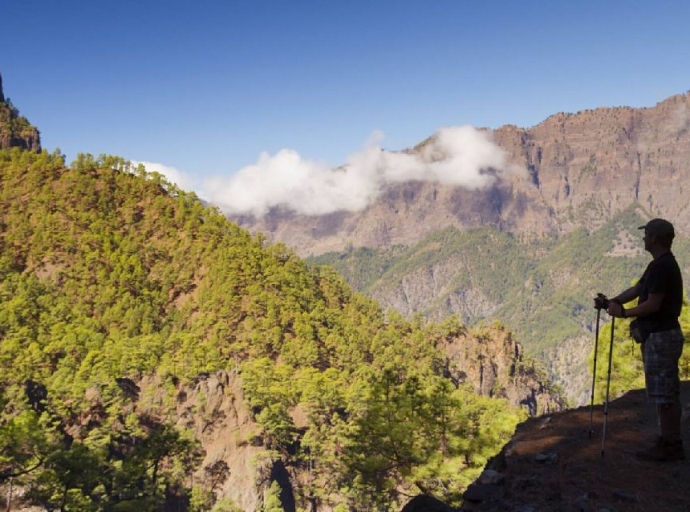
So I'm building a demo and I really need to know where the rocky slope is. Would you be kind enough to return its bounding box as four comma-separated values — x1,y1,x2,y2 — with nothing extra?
440,324,565,415
453,380,690,512
235,92,690,255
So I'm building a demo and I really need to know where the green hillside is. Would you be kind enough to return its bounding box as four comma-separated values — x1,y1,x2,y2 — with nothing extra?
0,148,537,510
309,210,690,383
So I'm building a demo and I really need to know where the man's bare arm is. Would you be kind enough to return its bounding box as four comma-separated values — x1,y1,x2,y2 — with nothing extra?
611,282,643,305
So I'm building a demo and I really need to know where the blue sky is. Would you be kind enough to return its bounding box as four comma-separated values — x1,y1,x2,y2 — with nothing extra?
2,1,690,213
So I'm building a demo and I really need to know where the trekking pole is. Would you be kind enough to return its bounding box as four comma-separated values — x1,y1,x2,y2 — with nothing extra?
601,316,616,457
588,307,602,438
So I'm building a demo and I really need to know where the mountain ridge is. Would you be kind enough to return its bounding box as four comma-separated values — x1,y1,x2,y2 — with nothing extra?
235,91,690,255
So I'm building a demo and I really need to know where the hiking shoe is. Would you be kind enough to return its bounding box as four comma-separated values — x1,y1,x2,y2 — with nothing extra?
635,437,685,462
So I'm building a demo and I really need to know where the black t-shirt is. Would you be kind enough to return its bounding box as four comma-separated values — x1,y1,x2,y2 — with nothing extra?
638,251,683,331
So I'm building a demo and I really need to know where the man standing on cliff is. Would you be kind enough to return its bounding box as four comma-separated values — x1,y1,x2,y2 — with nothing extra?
596,218,685,461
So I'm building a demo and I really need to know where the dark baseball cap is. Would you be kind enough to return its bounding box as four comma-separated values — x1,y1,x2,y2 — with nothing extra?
638,218,675,239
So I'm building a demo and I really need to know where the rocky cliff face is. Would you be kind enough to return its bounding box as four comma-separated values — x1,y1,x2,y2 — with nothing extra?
439,324,565,416
492,92,690,235
0,72,42,152
235,92,690,256
235,175,553,257
167,371,269,511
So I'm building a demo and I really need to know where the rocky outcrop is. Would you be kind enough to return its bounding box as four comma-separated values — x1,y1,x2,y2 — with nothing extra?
235,92,690,256
167,354,562,511
140,324,564,511
0,128,42,152
163,328,565,510
131,354,560,512
153,371,271,512
0,72,41,152
440,325,566,415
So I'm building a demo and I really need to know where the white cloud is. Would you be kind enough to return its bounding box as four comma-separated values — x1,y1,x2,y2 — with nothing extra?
201,125,525,217
131,160,197,192
203,149,377,216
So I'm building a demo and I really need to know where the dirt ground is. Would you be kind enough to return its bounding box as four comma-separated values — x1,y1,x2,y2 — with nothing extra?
460,381,690,511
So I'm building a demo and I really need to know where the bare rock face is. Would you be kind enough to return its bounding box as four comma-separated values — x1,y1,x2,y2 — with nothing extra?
133,371,271,511
235,92,690,256
492,93,690,235
0,130,41,152
172,371,269,512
